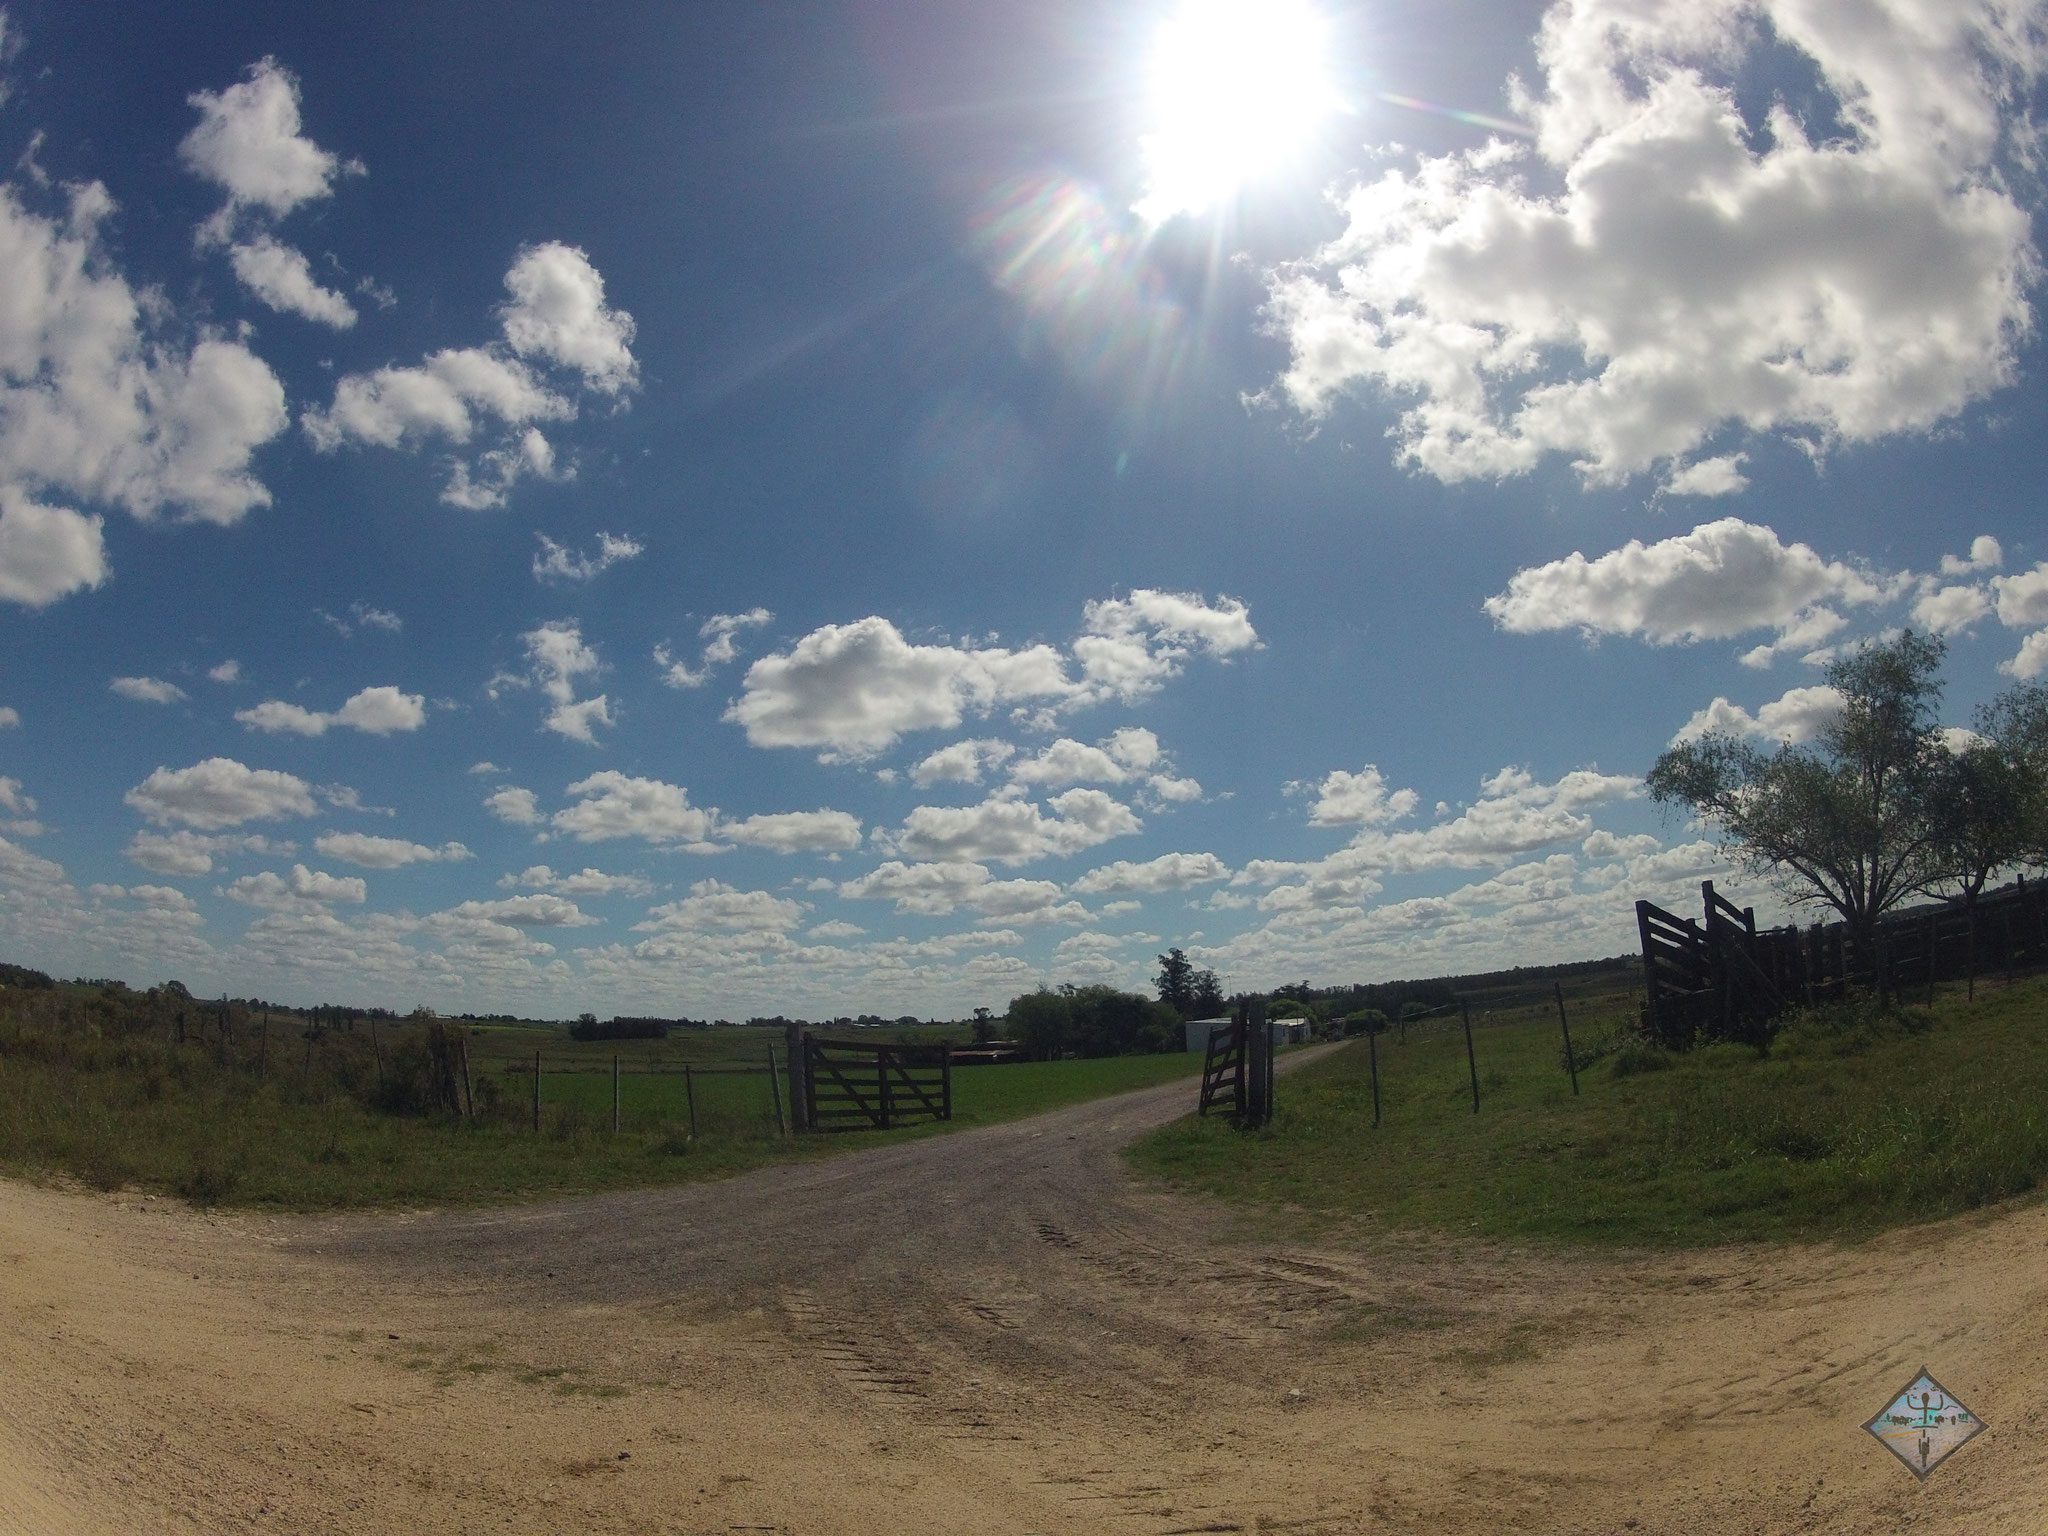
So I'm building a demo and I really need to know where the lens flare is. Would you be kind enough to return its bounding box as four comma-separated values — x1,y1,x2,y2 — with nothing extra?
1376,92,1533,138
1135,0,1339,224
973,172,1198,436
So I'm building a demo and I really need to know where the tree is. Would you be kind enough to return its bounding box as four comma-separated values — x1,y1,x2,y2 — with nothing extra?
1976,680,2048,866
1006,985,1181,1059
1155,948,1196,1016
1646,631,1950,962
1008,989,1071,1060
1189,967,1226,1017
1925,736,2037,906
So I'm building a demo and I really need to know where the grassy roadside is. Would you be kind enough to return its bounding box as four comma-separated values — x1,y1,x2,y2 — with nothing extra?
1129,974,2048,1248
0,1008,1204,1209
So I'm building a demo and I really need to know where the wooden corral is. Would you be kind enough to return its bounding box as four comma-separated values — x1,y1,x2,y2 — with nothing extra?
1638,877,2048,1047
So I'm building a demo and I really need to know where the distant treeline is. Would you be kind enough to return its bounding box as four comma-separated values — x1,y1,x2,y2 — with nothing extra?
1266,955,1639,1019
567,1015,708,1041
0,963,54,990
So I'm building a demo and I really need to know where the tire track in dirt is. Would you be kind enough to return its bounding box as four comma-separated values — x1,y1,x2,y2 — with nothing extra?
12,1044,2048,1533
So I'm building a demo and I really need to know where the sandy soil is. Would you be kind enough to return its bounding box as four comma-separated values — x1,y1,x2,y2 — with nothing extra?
4,1052,2046,1535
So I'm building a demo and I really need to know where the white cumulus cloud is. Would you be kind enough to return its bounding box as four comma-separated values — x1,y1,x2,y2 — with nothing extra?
0,180,286,544
1306,765,1420,828
657,607,773,688
1239,765,1640,908
890,786,1141,866
110,675,188,705
440,893,597,929
180,58,362,219
313,833,472,869
226,236,356,327
721,810,863,855
910,737,1017,787
498,242,639,395
1911,583,1993,635
837,860,1084,926
550,772,716,846
727,615,1071,758
123,830,291,877
1943,536,2004,576
496,621,612,743
303,244,633,508
1071,851,1230,894
483,786,543,826
125,758,317,830
0,489,107,609
225,863,366,910
236,685,426,737
1671,684,1849,747
499,865,655,899
1486,518,1888,651
533,531,642,583
635,880,803,935
730,591,1254,759
1264,0,2044,488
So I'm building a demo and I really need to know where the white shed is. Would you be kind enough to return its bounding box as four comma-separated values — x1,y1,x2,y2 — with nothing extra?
1184,1017,1235,1053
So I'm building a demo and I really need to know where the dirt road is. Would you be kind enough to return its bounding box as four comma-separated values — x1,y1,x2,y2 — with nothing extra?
4,1051,2047,1534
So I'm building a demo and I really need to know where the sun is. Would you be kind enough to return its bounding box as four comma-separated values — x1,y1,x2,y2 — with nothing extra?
1134,0,1339,224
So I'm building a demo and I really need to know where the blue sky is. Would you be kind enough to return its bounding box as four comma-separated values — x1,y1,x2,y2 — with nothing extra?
0,0,2041,1017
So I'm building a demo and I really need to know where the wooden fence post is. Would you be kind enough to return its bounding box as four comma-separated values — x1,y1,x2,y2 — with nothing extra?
1554,980,1580,1096
1461,1000,1480,1115
532,1048,541,1134
259,1014,268,1078
684,1062,698,1141
1925,913,1938,1007
459,1036,475,1121
612,1053,621,1136
370,1014,384,1094
784,1020,808,1133
768,1047,787,1136
1367,1024,1381,1129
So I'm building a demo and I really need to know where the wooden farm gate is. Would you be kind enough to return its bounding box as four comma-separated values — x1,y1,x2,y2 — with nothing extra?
795,1036,951,1132
1198,1016,1245,1118
1196,1003,1274,1127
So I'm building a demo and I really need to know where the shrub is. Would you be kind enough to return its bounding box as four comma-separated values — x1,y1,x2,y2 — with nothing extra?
1610,1040,1673,1078
1773,994,1934,1059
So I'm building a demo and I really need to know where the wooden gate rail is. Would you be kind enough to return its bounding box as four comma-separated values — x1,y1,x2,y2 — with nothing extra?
1198,1017,1245,1118
1196,1002,1273,1127
800,1036,951,1131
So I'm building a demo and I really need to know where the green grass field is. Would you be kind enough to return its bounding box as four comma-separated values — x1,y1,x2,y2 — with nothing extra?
1129,974,2048,1247
533,1048,1206,1140
0,1003,1205,1209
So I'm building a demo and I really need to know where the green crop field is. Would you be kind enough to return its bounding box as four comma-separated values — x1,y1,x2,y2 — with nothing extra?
1129,973,2048,1248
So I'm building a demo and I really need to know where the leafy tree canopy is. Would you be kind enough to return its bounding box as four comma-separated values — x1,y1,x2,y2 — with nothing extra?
1649,632,2048,941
